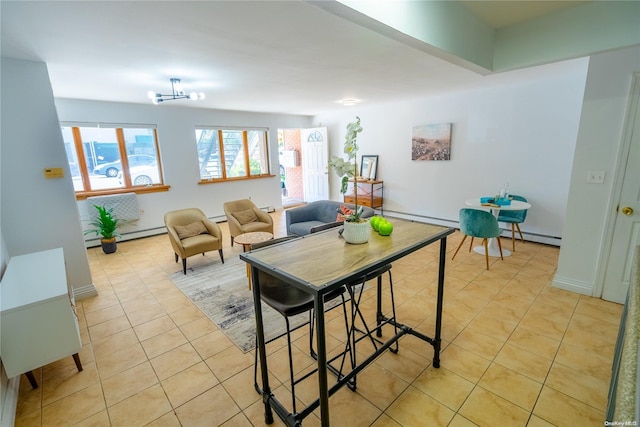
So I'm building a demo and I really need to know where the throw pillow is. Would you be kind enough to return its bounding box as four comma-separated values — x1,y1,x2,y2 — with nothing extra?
232,208,258,225
336,205,354,221
174,221,208,239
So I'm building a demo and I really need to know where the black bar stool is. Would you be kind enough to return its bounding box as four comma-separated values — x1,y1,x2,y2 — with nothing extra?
250,236,355,413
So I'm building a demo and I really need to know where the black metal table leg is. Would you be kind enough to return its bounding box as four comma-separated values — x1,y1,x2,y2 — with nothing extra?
314,294,331,427
251,266,274,424
433,237,447,368
376,280,383,338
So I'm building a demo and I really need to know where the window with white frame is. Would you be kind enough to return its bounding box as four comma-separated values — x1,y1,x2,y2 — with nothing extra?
195,127,270,181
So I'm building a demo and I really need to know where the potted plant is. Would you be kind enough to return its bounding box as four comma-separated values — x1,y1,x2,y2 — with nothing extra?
85,205,120,254
328,116,369,244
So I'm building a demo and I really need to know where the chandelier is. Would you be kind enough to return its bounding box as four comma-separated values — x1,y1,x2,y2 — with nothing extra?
147,78,205,104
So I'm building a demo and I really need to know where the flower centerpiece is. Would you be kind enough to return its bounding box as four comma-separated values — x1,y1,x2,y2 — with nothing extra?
328,116,370,243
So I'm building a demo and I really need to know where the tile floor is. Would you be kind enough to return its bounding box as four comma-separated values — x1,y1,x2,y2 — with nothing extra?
13,211,623,426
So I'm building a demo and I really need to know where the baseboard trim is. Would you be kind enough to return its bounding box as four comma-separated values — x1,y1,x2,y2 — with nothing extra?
73,283,98,300
552,274,594,296
384,210,562,247
83,213,236,248
0,375,19,427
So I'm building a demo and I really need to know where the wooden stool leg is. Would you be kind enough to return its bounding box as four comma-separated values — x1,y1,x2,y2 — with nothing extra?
25,371,38,389
483,238,489,270
243,244,252,290
73,353,83,372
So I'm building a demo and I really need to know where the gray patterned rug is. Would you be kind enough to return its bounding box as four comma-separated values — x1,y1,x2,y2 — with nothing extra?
169,254,327,353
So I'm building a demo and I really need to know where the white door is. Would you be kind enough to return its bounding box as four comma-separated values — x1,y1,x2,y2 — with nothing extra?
603,77,640,303
301,127,329,203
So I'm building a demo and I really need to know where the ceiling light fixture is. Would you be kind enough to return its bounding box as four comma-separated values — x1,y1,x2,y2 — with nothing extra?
341,98,358,106
147,78,205,104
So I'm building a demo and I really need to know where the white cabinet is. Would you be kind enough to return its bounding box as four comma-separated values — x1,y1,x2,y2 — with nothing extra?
0,248,82,386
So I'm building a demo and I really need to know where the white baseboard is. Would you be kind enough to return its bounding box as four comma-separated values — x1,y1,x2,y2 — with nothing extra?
0,375,19,427
552,274,594,296
384,210,562,247
73,283,98,300
83,213,232,248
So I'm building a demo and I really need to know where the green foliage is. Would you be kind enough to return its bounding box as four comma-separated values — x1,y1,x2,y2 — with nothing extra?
341,205,365,223
84,205,120,240
249,159,262,175
328,116,362,189
328,116,366,223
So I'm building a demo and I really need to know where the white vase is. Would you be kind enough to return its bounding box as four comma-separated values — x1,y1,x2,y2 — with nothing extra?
343,220,370,244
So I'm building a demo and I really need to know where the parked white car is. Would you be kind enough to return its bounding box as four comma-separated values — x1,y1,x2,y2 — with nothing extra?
93,154,155,177
118,162,160,186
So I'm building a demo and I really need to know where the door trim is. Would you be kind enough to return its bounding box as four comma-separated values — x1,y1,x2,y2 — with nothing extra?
594,72,640,298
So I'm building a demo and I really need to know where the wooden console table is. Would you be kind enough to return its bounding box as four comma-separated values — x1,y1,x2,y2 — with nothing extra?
0,248,82,388
343,179,384,215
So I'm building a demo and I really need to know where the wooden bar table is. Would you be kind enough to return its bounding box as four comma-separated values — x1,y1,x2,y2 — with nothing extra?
241,218,454,426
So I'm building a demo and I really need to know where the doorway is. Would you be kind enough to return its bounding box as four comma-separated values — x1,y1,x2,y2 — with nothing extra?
278,129,305,208
277,127,330,208
602,73,640,303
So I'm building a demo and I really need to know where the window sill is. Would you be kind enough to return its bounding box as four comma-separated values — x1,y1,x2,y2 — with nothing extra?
75,185,170,200
197,175,276,185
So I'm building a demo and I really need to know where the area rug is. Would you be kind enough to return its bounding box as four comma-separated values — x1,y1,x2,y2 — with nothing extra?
169,254,347,353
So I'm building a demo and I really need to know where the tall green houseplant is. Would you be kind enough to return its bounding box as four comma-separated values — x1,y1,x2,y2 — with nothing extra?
85,205,120,254
328,116,365,223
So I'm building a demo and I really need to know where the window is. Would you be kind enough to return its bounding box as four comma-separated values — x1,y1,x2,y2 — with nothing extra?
195,127,270,181
62,123,166,197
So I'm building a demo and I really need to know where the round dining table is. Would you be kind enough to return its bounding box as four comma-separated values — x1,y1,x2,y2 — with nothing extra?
464,198,532,257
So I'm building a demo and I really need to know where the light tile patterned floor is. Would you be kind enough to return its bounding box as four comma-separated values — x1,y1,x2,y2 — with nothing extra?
14,211,622,426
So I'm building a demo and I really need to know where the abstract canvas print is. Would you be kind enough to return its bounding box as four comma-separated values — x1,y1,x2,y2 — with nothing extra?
411,123,452,160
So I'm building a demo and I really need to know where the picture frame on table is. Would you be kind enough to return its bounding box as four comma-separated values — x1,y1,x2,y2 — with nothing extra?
360,155,378,180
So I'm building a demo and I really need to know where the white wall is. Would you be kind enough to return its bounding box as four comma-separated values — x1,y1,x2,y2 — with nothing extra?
54,99,313,243
0,58,92,296
555,46,640,296
314,58,589,243
0,58,92,422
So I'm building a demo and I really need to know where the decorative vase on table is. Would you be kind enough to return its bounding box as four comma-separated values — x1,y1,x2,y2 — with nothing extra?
342,219,370,244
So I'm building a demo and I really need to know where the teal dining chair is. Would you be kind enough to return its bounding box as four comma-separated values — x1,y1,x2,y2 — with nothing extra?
452,208,503,270
498,195,528,251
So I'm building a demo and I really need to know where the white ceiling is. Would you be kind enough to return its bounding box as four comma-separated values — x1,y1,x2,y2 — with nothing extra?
0,1,596,115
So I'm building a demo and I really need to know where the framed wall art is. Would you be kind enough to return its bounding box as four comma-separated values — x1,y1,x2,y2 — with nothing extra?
411,123,452,160
360,155,378,180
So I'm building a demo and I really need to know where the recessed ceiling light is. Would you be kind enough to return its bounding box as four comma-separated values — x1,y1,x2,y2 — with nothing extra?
341,98,359,106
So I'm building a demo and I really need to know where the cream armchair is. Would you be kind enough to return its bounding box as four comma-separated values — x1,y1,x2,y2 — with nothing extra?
223,199,274,246
164,208,224,274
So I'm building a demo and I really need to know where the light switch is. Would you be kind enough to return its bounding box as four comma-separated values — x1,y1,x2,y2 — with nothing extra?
587,170,606,184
